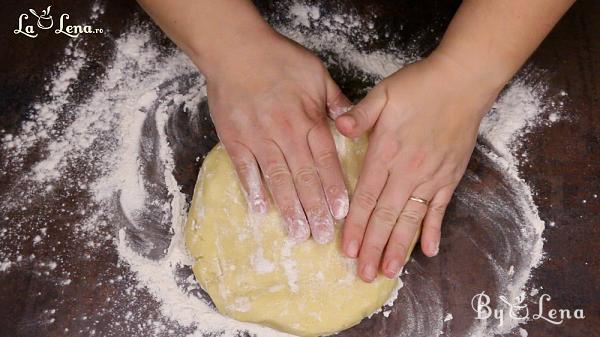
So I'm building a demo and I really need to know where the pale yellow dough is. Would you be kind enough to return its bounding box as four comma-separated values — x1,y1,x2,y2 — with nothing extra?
185,129,412,336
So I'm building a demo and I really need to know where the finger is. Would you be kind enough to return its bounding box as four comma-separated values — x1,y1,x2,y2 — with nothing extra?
335,87,386,138
381,183,436,278
357,173,416,282
226,141,268,214
307,122,349,220
325,75,353,119
421,184,456,257
280,135,334,244
254,139,310,241
341,146,390,259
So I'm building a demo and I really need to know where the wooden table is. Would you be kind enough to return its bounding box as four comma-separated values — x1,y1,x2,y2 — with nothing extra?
1,1,598,336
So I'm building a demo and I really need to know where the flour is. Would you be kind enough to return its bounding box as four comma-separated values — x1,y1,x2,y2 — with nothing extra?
280,240,300,293
0,1,564,337
2,51,86,163
480,81,546,164
251,247,276,274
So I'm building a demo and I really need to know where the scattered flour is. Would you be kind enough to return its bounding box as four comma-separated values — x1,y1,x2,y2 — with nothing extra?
519,327,529,337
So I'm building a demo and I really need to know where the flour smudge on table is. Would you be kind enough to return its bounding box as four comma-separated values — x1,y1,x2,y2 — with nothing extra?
0,1,566,336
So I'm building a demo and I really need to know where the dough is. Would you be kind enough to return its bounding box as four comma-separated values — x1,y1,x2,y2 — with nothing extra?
185,129,413,336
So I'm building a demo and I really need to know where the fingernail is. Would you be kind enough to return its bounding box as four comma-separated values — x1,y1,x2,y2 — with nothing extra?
250,198,267,214
345,116,357,129
362,264,377,282
312,220,334,245
431,240,440,256
386,259,401,278
307,207,334,244
331,196,349,220
346,240,359,258
313,226,334,244
288,218,310,242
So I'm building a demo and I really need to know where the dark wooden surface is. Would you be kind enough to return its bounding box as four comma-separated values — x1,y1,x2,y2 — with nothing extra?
1,1,599,337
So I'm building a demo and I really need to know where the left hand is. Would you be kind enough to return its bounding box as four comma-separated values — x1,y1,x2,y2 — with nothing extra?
336,52,502,282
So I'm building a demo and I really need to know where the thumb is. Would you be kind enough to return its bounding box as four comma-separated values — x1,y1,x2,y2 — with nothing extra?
335,87,386,138
325,76,353,119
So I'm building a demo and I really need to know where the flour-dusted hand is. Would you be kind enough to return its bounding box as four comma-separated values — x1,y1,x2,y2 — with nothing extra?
336,54,500,281
206,31,352,243
137,0,352,243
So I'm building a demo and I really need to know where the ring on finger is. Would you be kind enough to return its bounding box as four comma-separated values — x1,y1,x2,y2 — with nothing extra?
408,196,429,206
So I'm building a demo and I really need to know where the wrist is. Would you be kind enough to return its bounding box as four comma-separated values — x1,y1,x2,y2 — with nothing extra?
421,51,501,120
190,22,279,81
428,46,510,99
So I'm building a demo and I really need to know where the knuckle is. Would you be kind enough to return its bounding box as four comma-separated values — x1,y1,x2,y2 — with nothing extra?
347,220,367,232
294,166,319,187
306,108,326,123
429,202,448,217
280,204,302,220
372,206,398,227
266,163,291,187
306,205,327,220
407,151,427,171
435,169,454,184
398,208,423,225
417,171,435,184
235,160,253,177
442,156,466,181
388,240,409,256
314,150,339,170
426,221,443,233
354,190,378,210
362,242,385,255
439,162,461,181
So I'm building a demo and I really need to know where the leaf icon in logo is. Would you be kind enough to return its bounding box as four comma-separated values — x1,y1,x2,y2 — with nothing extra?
515,293,526,305
41,6,52,17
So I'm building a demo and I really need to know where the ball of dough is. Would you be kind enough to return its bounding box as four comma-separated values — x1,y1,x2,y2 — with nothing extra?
185,129,406,336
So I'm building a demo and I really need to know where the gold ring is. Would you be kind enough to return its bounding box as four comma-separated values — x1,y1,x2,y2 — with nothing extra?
409,196,429,206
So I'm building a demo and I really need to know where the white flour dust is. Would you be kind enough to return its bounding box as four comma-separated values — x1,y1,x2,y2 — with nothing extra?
0,2,565,337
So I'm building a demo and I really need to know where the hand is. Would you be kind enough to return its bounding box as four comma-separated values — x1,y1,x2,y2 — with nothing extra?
336,53,502,281
205,30,352,243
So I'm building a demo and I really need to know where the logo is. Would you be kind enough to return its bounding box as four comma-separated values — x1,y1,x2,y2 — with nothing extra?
471,291,585,327
14,5,104,38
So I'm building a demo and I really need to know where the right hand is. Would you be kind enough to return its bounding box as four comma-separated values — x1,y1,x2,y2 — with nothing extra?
203,30,352,244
